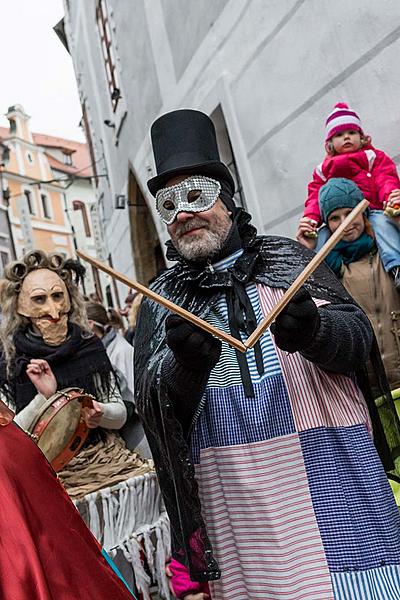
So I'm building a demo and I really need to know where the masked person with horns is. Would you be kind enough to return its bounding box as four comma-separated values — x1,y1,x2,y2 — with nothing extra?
135,109,400,600
0,253,135,598
0,250,127,433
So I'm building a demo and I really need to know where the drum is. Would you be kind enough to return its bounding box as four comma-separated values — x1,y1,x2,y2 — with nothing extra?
28,387,94,472
0,400,14,427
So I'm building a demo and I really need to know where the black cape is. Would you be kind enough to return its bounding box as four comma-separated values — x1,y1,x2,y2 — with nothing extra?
134,210,400,582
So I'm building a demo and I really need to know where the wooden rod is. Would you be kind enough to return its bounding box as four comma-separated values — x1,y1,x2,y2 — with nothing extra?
77,250,247,353
244,199,370,349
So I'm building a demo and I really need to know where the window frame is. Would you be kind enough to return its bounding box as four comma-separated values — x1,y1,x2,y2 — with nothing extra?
23,188,36,216
40,193,52,220
96,0,121,113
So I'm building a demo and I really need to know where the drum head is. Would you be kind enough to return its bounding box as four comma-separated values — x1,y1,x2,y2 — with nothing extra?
32,389,93,472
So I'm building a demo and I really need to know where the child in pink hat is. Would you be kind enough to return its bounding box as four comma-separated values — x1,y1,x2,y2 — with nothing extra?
297,102,400,288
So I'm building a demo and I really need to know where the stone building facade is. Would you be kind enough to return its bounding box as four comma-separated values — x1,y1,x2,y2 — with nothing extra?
62,0,400,297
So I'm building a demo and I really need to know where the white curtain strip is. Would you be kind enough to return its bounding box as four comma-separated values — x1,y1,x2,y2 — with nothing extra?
75,473,171,598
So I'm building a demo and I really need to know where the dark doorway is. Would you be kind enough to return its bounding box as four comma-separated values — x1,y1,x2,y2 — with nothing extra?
128,169,166,285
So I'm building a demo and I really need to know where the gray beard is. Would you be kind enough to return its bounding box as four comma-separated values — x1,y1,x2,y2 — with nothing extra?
174,229,226,262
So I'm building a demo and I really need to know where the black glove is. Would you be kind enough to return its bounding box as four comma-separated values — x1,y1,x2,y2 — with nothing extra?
270,288,320,353
165,314,222,372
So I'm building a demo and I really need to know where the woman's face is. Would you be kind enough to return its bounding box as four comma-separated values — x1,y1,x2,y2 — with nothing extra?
327,207,366,242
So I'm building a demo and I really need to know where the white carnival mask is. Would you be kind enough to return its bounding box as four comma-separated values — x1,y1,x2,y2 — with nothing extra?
155,175,221,225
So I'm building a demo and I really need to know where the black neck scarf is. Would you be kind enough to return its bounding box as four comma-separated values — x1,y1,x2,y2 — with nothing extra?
167,204,264,397
0,323,114,412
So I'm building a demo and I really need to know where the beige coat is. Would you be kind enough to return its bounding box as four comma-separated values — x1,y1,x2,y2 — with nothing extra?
342,250,400,394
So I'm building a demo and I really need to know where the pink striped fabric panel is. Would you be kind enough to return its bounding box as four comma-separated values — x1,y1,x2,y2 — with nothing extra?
257,285,372,435
196,436,334,600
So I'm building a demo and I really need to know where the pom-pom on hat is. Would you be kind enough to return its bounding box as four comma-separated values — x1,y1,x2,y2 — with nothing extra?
319,177,365,223
325,102,363,141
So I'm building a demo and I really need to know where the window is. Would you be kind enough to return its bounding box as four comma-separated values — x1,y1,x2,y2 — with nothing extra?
73,200,91,237
9,119,16,134
82,103,99,186
24,190,35,215
96,0,121,112
63,152,73,166
41,194,51,219
26,152,34,165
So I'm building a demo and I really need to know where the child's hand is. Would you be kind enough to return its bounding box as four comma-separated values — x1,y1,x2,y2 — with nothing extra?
387,189,400,207
183,594,209,600
384,190,400,220
296,218,318,250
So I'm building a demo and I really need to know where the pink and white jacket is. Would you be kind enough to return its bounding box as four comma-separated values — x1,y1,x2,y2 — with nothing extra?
304,145,400,224
169,558,210,599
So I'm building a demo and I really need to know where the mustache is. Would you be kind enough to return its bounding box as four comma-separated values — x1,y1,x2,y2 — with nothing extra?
175,217,208,237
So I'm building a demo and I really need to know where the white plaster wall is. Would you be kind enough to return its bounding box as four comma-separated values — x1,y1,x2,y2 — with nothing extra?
64,0,400,286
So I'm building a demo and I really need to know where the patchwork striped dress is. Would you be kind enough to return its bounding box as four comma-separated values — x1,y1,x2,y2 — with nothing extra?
190,251,400,600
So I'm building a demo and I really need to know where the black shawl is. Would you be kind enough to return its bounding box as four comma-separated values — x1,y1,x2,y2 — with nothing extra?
0,323,115,412
134,209,400,582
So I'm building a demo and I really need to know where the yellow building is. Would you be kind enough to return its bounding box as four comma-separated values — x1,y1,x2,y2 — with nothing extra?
0,104,75,258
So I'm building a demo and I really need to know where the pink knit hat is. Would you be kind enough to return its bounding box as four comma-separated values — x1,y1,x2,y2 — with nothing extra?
325,102,363,141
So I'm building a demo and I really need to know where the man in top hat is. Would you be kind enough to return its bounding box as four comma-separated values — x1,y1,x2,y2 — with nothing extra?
134,109,400,599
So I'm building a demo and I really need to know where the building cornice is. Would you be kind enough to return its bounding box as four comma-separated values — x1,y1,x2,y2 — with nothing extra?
10,218,72,235
2,171,66,193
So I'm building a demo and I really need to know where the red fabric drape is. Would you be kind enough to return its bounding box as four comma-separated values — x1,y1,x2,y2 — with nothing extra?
0,421,133,600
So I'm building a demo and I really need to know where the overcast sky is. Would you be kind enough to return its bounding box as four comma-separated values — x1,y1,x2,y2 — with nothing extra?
0,0,84,142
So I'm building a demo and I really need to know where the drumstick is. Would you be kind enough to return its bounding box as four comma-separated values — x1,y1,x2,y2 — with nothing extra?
244,198,370,349
76,250,247,352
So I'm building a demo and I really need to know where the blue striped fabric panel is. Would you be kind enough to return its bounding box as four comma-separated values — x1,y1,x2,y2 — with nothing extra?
190,375,296,464
331,564,400,599
300,425,400,571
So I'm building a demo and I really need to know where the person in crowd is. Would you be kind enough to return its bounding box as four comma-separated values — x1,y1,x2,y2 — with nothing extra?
298,177,400,393
298,177,400,504
0,250,127,433
134,109,400,599
108,306,127,333
0,265,135,599
86,300,151,457
120,291,136,318
125,293,143,346
297,102,400,288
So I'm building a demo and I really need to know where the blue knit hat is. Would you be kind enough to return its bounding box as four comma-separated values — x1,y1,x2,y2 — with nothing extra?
319,178,365,223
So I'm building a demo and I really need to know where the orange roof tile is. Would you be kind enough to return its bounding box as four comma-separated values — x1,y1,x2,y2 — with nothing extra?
33,132,93,177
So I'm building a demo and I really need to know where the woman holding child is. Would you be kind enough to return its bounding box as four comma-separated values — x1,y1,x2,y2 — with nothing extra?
298,177,400,504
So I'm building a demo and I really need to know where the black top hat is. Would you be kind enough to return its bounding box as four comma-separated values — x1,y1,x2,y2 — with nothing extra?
147,109,235,196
